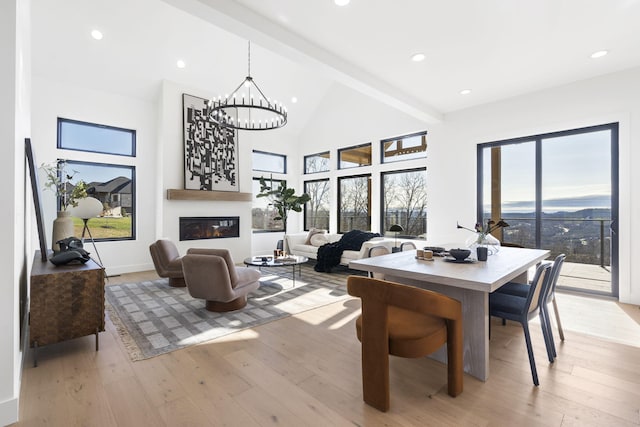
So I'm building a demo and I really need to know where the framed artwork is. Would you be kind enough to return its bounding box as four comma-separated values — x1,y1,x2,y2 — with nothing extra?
182,94,239,192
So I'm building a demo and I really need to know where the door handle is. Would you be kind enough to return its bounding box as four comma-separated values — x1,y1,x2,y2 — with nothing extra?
610,220,617,235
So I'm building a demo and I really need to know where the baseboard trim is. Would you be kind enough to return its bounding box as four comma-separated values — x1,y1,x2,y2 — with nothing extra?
0,396,19,426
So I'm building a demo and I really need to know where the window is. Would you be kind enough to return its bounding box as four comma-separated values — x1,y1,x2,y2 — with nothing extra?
57,118,136,156
251,177,285,232
478,123,619,297
338,175,371,233
304,151,330,174
338,143,372,169
252,150,286,173
381,168,427,239
304,179,330,230
381,131,427,163
65,160,136,241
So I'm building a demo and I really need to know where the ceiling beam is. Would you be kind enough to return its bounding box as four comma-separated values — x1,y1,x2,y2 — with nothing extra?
161,0,443,124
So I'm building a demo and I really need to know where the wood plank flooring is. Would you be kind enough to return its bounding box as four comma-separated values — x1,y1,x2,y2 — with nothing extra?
15,270,640,426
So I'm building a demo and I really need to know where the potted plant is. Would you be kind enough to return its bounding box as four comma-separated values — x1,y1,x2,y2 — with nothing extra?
41,160,88,251
257,176,310,251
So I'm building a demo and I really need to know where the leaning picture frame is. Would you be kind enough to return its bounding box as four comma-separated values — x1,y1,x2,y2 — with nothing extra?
25,138,48,260
182,93,239,192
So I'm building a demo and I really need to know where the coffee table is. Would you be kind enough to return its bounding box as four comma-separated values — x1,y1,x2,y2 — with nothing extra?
243,255,309,286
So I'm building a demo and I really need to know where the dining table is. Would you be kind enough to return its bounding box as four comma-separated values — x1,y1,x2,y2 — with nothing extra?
348,246,550,381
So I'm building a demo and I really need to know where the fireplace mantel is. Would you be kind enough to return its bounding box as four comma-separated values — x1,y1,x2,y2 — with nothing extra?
166,189,252,202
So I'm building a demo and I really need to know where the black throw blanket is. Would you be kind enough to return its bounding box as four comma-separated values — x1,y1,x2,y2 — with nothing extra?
314,230,381,273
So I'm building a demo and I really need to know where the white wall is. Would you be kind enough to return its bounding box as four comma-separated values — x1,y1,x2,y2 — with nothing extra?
297,70,639,305
0,0,30,424
430,68,639,305
30,79,157,275
297,82,429,235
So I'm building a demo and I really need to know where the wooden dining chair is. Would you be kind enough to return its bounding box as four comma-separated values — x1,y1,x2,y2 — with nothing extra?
347,276,463,412
496,254,566,359
489,262,552,386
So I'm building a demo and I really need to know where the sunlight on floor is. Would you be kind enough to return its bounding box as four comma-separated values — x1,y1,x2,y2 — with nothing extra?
556,292,640,348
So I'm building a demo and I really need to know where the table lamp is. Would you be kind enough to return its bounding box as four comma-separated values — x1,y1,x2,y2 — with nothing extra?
389,224,404,253
71,197,104,267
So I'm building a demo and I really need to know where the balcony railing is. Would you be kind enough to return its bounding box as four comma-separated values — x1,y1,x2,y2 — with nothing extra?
501,217,611,268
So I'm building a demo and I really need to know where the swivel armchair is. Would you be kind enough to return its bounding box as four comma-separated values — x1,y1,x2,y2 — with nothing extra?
182,248,260,312
149,239,185,287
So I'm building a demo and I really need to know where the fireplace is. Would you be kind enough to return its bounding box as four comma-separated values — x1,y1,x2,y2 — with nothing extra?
179,216,240,241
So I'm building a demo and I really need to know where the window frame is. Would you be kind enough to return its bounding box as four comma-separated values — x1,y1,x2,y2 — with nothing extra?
337,173,372,233
57,117,136,157
251,176,286,233
338,142,372,170
380,167,427,240
64,159,136,242
380,130,427,164
303,151,331,174
303,178,331,231
252,149,287,174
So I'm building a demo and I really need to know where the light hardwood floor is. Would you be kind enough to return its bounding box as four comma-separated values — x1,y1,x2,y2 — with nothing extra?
16,270,640,426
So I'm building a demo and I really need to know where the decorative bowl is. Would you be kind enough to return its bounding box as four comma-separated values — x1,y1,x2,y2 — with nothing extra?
448,248,471,261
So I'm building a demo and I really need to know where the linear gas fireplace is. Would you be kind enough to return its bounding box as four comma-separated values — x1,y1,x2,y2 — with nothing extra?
179,216,240,241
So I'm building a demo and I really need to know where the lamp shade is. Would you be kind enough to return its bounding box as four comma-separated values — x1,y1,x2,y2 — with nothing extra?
71,197,103,219
389,224,404,233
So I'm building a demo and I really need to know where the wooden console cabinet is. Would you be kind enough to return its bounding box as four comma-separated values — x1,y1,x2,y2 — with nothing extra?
29,251,105,366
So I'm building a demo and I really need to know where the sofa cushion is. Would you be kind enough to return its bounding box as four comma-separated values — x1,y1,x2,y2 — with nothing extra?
304,228,326,245
310,233,329,247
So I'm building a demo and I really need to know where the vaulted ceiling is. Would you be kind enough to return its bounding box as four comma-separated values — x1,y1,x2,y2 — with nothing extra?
32,0,640,131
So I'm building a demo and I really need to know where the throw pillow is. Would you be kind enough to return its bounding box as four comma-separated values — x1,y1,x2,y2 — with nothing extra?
304,228,326,245
310,233,329,247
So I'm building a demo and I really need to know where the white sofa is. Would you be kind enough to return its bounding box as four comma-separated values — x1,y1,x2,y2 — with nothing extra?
285,232,397,266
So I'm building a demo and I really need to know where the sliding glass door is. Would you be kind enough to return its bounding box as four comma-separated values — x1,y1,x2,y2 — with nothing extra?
477,123,618,297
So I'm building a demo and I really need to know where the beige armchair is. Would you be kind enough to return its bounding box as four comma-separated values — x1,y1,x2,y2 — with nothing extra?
149,239,185,287
182,248,261,312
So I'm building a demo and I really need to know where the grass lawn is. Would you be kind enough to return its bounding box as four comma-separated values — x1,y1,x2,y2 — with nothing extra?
72,216,132,239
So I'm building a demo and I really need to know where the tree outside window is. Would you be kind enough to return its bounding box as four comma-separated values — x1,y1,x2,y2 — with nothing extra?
382,168,427,239
304,179,330,230
338,175,371,232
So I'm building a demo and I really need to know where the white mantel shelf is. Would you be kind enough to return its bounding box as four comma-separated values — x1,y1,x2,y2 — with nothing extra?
166,189,252,202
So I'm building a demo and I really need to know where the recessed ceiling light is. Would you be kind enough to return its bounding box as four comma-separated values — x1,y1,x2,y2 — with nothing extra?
176,60,186,69
411,53,426,62
334,0,350,6
91,30,103,40
590,50,608,59
460,89,472,95
291,97,298,104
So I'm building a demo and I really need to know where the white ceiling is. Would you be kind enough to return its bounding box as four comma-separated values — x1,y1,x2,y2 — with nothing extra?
32,0,640,130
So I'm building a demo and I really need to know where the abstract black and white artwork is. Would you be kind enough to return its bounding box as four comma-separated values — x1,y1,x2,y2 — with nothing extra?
182,94,238,192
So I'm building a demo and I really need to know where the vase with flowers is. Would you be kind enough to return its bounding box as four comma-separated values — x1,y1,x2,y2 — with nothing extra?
456,219,509,258
41,160,88,252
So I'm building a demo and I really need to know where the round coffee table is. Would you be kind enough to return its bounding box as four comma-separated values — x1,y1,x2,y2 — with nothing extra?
244,255,309,286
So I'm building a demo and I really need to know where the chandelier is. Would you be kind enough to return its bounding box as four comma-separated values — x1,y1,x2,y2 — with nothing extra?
206,42,287,131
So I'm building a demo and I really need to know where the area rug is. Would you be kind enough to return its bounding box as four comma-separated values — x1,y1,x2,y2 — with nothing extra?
105,263,363,361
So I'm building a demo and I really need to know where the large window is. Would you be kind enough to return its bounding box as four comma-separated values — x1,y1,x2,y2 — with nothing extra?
381,131,427,163
478,123,618,297
58,118,136,156
304,179,330,230
338,143,371,169
381,168,427,239
65,160,135,241
338,175,371,233
252,150,286,173
251,177,285,232
304,151,330,174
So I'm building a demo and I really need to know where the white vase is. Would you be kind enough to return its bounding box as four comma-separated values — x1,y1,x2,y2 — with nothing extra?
52,210,75,252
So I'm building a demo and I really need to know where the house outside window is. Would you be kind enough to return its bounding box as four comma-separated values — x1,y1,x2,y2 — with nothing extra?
381,131,427,163
338,143,372,169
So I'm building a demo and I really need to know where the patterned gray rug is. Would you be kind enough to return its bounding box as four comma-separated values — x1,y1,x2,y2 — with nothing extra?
105,262,364,361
